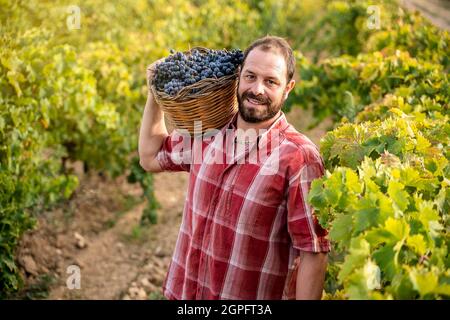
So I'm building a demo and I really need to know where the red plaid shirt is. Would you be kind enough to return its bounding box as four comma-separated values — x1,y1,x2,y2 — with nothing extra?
156,112,330,300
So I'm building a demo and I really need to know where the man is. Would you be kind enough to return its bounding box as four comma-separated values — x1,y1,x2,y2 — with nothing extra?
138,36,330,300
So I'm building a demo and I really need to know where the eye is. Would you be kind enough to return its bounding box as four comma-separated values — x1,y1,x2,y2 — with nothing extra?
245,74,255,80
266,79,276,86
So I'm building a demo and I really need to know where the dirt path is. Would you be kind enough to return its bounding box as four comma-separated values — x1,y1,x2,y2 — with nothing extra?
402,0,450,31
48,202,149,299
15,108,326,300
16,170,189,300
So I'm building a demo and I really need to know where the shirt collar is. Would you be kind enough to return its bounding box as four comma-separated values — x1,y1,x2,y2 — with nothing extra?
224,111,289,150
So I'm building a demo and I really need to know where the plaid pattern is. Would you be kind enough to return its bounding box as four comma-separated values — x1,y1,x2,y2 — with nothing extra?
156,112,330,300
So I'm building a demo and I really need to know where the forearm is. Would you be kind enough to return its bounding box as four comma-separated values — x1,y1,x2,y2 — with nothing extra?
138,94,168,169
295,251,328,300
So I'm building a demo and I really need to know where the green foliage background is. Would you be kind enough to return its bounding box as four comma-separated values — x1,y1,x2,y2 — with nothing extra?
0,0,448,298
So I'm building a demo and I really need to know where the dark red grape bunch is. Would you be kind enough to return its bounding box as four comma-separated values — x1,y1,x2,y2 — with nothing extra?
153,48,243,96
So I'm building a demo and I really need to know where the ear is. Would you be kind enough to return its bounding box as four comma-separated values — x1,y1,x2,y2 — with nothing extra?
284,79,296,100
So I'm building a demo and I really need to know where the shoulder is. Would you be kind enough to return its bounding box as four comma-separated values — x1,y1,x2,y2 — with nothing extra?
281,124,323,166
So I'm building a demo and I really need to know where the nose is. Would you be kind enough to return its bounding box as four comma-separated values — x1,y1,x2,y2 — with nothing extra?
250,80,265,96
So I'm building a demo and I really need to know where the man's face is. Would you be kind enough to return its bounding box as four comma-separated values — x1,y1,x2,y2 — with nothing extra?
237,48,295,123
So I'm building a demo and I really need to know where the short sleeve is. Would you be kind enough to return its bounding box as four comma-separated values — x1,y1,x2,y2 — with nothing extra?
286,146,330,253
155,130,194,172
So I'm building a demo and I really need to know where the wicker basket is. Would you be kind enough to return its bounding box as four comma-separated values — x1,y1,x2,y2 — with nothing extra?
150,47,239,136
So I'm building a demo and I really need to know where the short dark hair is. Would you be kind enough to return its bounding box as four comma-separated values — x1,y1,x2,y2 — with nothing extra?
241,36,295,82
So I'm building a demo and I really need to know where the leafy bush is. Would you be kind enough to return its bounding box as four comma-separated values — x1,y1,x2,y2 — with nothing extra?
309,114,449,299
284,0,450,300
287,50,449,123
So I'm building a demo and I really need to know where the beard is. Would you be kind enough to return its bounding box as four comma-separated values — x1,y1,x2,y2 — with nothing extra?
237,89,285,123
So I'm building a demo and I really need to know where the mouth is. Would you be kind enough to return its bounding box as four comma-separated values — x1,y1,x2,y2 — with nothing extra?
246,97,267,106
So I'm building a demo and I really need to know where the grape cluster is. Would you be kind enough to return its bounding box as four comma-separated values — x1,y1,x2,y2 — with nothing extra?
153,48,244,96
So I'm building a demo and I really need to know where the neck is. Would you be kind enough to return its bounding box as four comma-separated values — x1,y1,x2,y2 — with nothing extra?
236,111,282,132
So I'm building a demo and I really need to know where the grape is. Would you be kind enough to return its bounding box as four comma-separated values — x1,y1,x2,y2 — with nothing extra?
153,48,243,96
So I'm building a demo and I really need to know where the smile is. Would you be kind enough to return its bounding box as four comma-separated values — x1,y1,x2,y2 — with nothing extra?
246,97,266,106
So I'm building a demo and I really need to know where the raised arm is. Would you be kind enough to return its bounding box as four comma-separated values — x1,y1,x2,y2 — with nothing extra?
138,63,168,172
